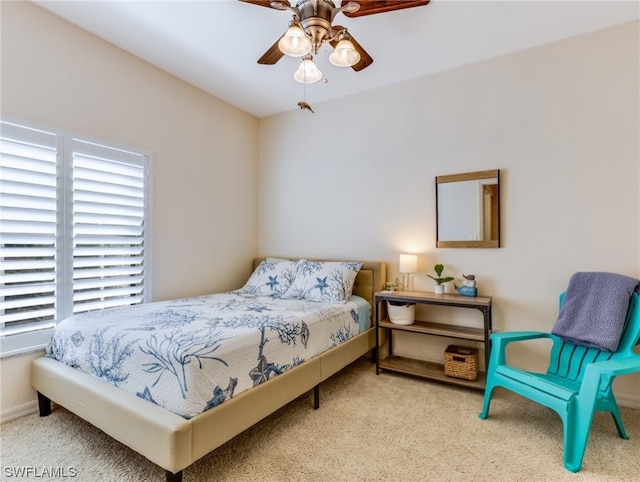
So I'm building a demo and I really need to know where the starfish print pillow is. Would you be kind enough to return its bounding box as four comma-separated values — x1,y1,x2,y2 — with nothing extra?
282,260,363,303
234,259,298,297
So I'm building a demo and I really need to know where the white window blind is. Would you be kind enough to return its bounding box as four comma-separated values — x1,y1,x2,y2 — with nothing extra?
0,119,151,357
70,140,146,314
0,123,59,345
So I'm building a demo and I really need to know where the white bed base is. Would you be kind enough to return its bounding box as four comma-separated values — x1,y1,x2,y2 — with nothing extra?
31,260,385,481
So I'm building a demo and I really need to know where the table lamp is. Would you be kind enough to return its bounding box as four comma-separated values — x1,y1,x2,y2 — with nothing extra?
399,254,418,292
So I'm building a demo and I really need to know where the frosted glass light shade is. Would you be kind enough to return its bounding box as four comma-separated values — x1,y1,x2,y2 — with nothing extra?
399,254,418,273
278,25,312,57
293,57,322,84
329,39,360,67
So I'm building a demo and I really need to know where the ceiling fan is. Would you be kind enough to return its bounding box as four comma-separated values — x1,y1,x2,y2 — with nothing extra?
239,0,430,83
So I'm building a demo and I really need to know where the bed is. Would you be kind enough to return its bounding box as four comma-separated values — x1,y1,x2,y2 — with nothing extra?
31,258,386,482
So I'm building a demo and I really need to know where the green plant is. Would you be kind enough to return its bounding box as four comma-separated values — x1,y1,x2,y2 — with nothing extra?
427,264,454,285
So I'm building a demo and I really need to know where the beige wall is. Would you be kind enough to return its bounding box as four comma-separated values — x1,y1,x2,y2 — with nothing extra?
0,2,259,419
259,21,640,406
1,2,638,419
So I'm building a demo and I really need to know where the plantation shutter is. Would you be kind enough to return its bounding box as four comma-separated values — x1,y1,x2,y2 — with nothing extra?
0,118,151,357
0,122,60,351
69,139,147,314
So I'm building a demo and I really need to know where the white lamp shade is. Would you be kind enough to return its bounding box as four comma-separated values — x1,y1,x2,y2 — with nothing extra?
293,57,322,84
329,39,360,67
278,25,312,57
399,254,418,273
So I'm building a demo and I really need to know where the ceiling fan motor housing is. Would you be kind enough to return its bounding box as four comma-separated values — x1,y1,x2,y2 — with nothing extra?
298,0,342,53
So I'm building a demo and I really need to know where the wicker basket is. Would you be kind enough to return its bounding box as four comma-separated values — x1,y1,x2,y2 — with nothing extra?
444,345,479,381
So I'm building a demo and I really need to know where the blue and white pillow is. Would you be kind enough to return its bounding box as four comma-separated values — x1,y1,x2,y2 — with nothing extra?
235,260,297,297
283,260,363,303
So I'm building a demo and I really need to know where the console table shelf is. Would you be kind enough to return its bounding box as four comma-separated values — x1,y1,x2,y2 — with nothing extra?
378,319,485,341
375,290,492,391
378,355,487,389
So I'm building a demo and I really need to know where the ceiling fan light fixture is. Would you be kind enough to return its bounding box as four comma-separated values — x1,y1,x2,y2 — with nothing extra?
293,55,322,84
329,38,360,67
278,23,312,57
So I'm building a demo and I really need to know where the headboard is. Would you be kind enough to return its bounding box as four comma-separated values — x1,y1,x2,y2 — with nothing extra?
252,258,386,311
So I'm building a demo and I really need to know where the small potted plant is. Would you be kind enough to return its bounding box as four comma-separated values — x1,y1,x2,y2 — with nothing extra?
427,264,454,294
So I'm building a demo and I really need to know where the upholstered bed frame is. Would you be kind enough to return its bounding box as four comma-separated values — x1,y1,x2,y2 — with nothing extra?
31,259,386,482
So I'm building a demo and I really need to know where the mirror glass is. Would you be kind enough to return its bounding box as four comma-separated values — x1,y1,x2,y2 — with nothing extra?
436,169,500,248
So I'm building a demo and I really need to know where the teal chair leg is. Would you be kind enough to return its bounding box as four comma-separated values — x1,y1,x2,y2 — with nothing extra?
600,393,629,439
610,410,629,439
564,387,602,473
479,339,504,420
479,384,495,419
589,390,629,439
563,411,593,473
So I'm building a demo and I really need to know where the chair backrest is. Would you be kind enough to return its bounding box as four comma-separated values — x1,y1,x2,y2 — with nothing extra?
615,292,640,352
547,292,640,383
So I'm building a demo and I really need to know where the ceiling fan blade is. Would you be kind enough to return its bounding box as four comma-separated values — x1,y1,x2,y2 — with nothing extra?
330,28,373,72
258,36,285,65
238,0,277,9
341,0,430,18
347,34,373,71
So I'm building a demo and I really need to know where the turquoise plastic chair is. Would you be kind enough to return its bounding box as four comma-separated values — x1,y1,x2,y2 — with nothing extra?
479,292,640,472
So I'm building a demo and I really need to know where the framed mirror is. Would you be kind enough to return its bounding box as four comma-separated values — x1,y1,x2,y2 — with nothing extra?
436,169,500,248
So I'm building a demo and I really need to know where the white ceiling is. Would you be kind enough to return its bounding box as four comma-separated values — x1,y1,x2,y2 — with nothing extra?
35,0,639,118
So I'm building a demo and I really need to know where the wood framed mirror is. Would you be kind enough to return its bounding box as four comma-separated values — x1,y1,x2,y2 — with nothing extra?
436,169,500,248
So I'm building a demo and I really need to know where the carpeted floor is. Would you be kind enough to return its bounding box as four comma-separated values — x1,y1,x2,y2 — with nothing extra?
2,357,639,481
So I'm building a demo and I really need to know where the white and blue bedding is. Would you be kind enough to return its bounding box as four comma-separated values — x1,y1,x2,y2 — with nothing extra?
46,292,370,419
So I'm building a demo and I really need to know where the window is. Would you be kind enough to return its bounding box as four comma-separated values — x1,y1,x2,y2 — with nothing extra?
0,117,151,357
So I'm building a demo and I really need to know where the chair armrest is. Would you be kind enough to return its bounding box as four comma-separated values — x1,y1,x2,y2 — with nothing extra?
488,331,556,367
578,355,640,399
584,355,640,378
491,331,553,343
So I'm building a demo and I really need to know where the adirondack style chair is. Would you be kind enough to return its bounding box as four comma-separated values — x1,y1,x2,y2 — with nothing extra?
479,291,640,472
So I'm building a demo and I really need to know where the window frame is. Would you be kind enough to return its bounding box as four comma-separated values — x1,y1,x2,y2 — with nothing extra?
0,115,153,358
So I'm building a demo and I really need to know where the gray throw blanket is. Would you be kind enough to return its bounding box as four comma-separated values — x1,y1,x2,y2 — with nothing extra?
552,272,640,352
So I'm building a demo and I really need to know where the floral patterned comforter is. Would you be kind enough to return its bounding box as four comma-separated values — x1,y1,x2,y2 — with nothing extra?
46,293,365,419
